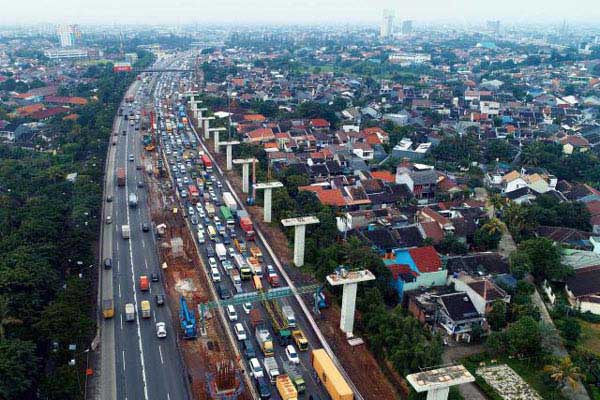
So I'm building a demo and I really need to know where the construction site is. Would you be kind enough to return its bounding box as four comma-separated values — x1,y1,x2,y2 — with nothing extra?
139,137,250,400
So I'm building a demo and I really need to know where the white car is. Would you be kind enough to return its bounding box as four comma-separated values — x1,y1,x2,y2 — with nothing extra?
248,358,264,378
227,247,236,257
197,230,205,244
208,257,218,269
211,267,221,282
234,323,247,341
226,305,237,321
156,322,167,338
285,345,300,364
242,302,252,315
188,206,195,216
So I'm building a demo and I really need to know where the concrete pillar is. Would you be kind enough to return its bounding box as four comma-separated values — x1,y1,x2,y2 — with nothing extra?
226,145,233,171
242,164,250,193
427,387,450,400
264,189,273,223
340,283,358,335
293,224,306,267
214,130,220,153
203,119,210,139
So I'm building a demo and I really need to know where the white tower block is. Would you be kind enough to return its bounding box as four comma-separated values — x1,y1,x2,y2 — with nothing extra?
233,158,257,193
254,182,283,223
218,141,240,170
407,365,475,400
281,216,319,267
208,127,227,153
327,269,375,336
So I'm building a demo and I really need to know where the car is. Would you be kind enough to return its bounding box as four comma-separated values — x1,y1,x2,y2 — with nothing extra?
128,154,134,162
122,130,126,135
105,215,112,224
155,294,165,306
191,215,199,225
255,376,271,399
104,258,112,269
151,273,159,282
222,234,231,245
211,267,221,282
106,195,113,202
188,206,195,216
242,339,256,359
142,223,150,232
221,260,233,272
234,323,247,341
266,265,276,275
216,181,223,189
197,230,205,244
285,345,300,364
156,322,167,338
136,164,143,170
242,302,252,315
226,305,237,321
218,284,231,300
206,246,216,258
137,181,144,188
248,358,264,378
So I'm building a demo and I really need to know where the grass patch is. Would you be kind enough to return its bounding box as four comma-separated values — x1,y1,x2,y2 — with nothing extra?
462,353,567,400
578,320,600,356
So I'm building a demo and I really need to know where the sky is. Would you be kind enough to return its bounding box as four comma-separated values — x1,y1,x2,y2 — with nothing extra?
1,0,600,25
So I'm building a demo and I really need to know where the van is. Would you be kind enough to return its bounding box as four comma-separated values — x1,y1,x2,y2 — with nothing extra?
141,300,151,318
227,305,237,321
255,376,271,399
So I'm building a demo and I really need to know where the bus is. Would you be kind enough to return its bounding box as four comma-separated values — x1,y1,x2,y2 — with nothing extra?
207,225,217,241
220,206,235,228
233,253,253,280
253,275,263,291
188,184,199,204
201,154,212,172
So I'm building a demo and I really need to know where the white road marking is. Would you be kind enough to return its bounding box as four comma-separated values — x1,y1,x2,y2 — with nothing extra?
159,345,164,364
167,393,170,400
142,239,145,248
120,314,123,330
122,351,126,371
116,260,120,273
153,310,156,323
118,283,121,298
144,260,148,270
115,240,118,252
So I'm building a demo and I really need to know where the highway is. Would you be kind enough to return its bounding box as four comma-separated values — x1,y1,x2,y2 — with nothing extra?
153,59,330,399
99,61,189,400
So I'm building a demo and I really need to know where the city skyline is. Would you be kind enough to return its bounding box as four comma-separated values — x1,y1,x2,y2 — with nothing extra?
1,0,600,24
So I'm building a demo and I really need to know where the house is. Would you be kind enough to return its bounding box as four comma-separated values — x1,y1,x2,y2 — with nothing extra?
450,273,511,315
437,292,485,342
244,128,275,143
391,138,432,160
396,162,437,200
560,135,590,154
565,265,600,315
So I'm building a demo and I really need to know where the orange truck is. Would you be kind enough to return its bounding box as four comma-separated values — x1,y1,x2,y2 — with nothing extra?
139,275,149,291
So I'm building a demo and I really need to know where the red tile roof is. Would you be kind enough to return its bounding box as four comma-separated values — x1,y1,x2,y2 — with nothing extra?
371,170,395,183
310,118,330,128
387,264,415,280
243,114,266,122
299,185,347,206
45,96,88,105
409,246,442,273
420,221,444,243
587,201,600,217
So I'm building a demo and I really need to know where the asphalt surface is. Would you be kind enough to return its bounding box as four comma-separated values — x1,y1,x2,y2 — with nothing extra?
154,59,329,399
100,66,188,400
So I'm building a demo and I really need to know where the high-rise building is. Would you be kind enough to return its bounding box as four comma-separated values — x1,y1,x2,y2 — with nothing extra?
401,20,413,35
57,25,80,48
486,20,501,34
380,10,394,39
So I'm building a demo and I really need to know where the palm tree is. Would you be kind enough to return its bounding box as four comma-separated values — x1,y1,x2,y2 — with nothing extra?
0,295,22,339
489,193,506,215
544,356,584,389
482,217,504,237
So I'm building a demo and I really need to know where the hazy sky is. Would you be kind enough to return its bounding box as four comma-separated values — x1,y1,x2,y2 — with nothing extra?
2,0,600,24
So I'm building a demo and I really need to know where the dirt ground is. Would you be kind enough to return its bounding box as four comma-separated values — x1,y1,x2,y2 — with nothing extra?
211,144,403,400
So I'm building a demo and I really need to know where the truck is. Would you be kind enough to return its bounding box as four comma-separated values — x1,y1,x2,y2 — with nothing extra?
200,154,212,171
281,305,296,328
222,192,237,212
249,309,264,329
220,206,235,228
282,360,306,394
102,299,114,319
268,272,280,288
141,300,151,318
276,375,298,400
128,193,138,208
215,243,227,261
255,326,274,357
234,238,247,254
263,356,281,383
292,329,308,351
204,202,215,217
230,269,242,293
139,275,149,291
264,299,291,346
122,224,130,239
117,168,126,186
247,256,262,277
125,303,135,322
311,349,353,400
239,216,255,241
233,253,252,280
249,245,263,261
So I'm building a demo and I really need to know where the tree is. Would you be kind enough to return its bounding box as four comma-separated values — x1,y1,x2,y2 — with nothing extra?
544,357,584,389
557,318,581,348
474,218,503,250
517,237,572,282
487,300,508,331
0,295,22,339
506,316,542,357
486,331,507,356
0,338,38,399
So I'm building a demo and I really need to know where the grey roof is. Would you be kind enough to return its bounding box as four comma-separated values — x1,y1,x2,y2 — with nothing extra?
410,169,438,185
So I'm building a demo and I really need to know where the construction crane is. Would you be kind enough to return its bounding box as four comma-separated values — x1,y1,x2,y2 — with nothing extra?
198,284,324,330
179,296,197,339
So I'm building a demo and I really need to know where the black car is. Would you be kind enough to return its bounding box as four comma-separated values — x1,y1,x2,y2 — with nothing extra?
122,130,126,135
206,246,215,258
142,223,150,232
217,284,231,300
242,339,256,359
255,376,271,399
106,195,113,203
151,273,159,282
155,294,165,306
136,164,143,170
103,258,112,269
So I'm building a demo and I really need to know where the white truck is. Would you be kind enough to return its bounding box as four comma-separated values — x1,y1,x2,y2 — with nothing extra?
281,305,296,328
263,356,280,383
230,269,243,293
215,243,227,261
122,224,131,239
222,192,237,211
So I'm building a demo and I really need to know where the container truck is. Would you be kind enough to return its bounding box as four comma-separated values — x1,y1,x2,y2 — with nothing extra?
139,275,149,291
220,206,235,227
122,224,130,239
117,168,126,186
125,303,135,322
263,356,280,383
141,300,151,318
205,202,215,217
276,375,298,400
222,192,237,211
282,360,306,394
215,243,227,261
311,349,353,400
239,216,255,241
255,327,274,357
128,193,138,208
281,305,296,328
249,309,264,329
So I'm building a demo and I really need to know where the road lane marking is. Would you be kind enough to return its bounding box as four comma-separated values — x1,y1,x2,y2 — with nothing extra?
117,260,120,273
167,393,170,400
142,239,145,248
159,345,164,364
120,314,123,330
118,283,121,298
115,240,118,252
122,351,126,371
144,260,148,270
153,310,156,323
